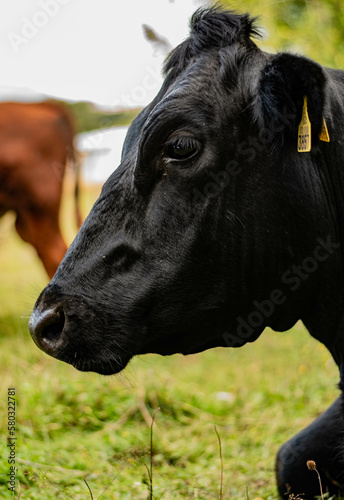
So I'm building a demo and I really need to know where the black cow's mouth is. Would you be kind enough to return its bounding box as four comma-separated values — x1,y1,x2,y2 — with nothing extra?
56,349,132,375
72,358,130,376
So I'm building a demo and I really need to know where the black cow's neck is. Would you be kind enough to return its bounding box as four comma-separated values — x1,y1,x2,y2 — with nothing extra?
303,71,344,368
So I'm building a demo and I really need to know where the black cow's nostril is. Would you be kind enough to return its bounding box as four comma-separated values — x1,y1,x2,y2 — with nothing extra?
29,307,66,356
42,310,65,343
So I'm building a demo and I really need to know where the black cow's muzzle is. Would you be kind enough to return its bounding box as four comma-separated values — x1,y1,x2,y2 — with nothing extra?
29,287,132,375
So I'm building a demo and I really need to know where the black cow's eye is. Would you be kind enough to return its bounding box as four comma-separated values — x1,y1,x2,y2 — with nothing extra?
165,136,200,161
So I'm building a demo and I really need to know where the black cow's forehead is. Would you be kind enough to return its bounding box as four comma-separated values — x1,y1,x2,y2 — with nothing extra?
122,25,262,163
140,54,225,138
141,90,213,141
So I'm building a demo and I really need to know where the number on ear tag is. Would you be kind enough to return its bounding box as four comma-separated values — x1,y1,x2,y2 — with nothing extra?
298,96,311,153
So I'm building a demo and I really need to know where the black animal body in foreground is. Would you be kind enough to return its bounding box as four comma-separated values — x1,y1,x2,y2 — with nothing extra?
29,8,344,498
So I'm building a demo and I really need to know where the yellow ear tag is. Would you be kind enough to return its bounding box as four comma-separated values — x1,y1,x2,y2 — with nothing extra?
298,96,311,152
319,117,330,142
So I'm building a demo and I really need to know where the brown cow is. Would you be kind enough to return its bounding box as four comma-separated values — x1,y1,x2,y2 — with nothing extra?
0,101,81,278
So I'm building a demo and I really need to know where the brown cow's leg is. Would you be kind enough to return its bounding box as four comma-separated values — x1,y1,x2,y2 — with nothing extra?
15,212,67,279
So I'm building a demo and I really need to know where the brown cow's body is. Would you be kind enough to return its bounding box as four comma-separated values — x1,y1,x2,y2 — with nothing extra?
0,101,81,278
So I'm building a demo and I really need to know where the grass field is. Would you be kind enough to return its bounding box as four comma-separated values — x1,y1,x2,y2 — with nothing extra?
0,182,341,499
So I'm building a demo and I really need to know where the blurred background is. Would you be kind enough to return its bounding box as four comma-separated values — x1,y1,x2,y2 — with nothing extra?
0,1,343,498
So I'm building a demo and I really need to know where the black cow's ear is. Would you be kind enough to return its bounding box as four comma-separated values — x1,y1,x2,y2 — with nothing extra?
253,53,327,150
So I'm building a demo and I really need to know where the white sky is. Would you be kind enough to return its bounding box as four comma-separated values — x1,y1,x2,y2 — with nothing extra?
0,0,207,109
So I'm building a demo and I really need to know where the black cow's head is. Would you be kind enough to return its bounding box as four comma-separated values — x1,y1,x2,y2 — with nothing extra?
29,7,338,375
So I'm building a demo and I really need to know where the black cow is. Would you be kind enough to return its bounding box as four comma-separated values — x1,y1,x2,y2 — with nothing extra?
29,8,344,498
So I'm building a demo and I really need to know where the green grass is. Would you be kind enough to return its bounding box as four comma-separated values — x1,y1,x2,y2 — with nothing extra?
0,185,341,499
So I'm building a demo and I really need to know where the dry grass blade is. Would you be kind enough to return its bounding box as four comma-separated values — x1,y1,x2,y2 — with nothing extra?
84,479,94,500
138,388,157,429
95,405,138,435
214,426,223,500
16,458,85,476
97,464,128,499
147,407,160,500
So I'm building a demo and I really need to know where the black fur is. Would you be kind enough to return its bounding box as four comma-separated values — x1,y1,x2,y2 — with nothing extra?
164,7,260,81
